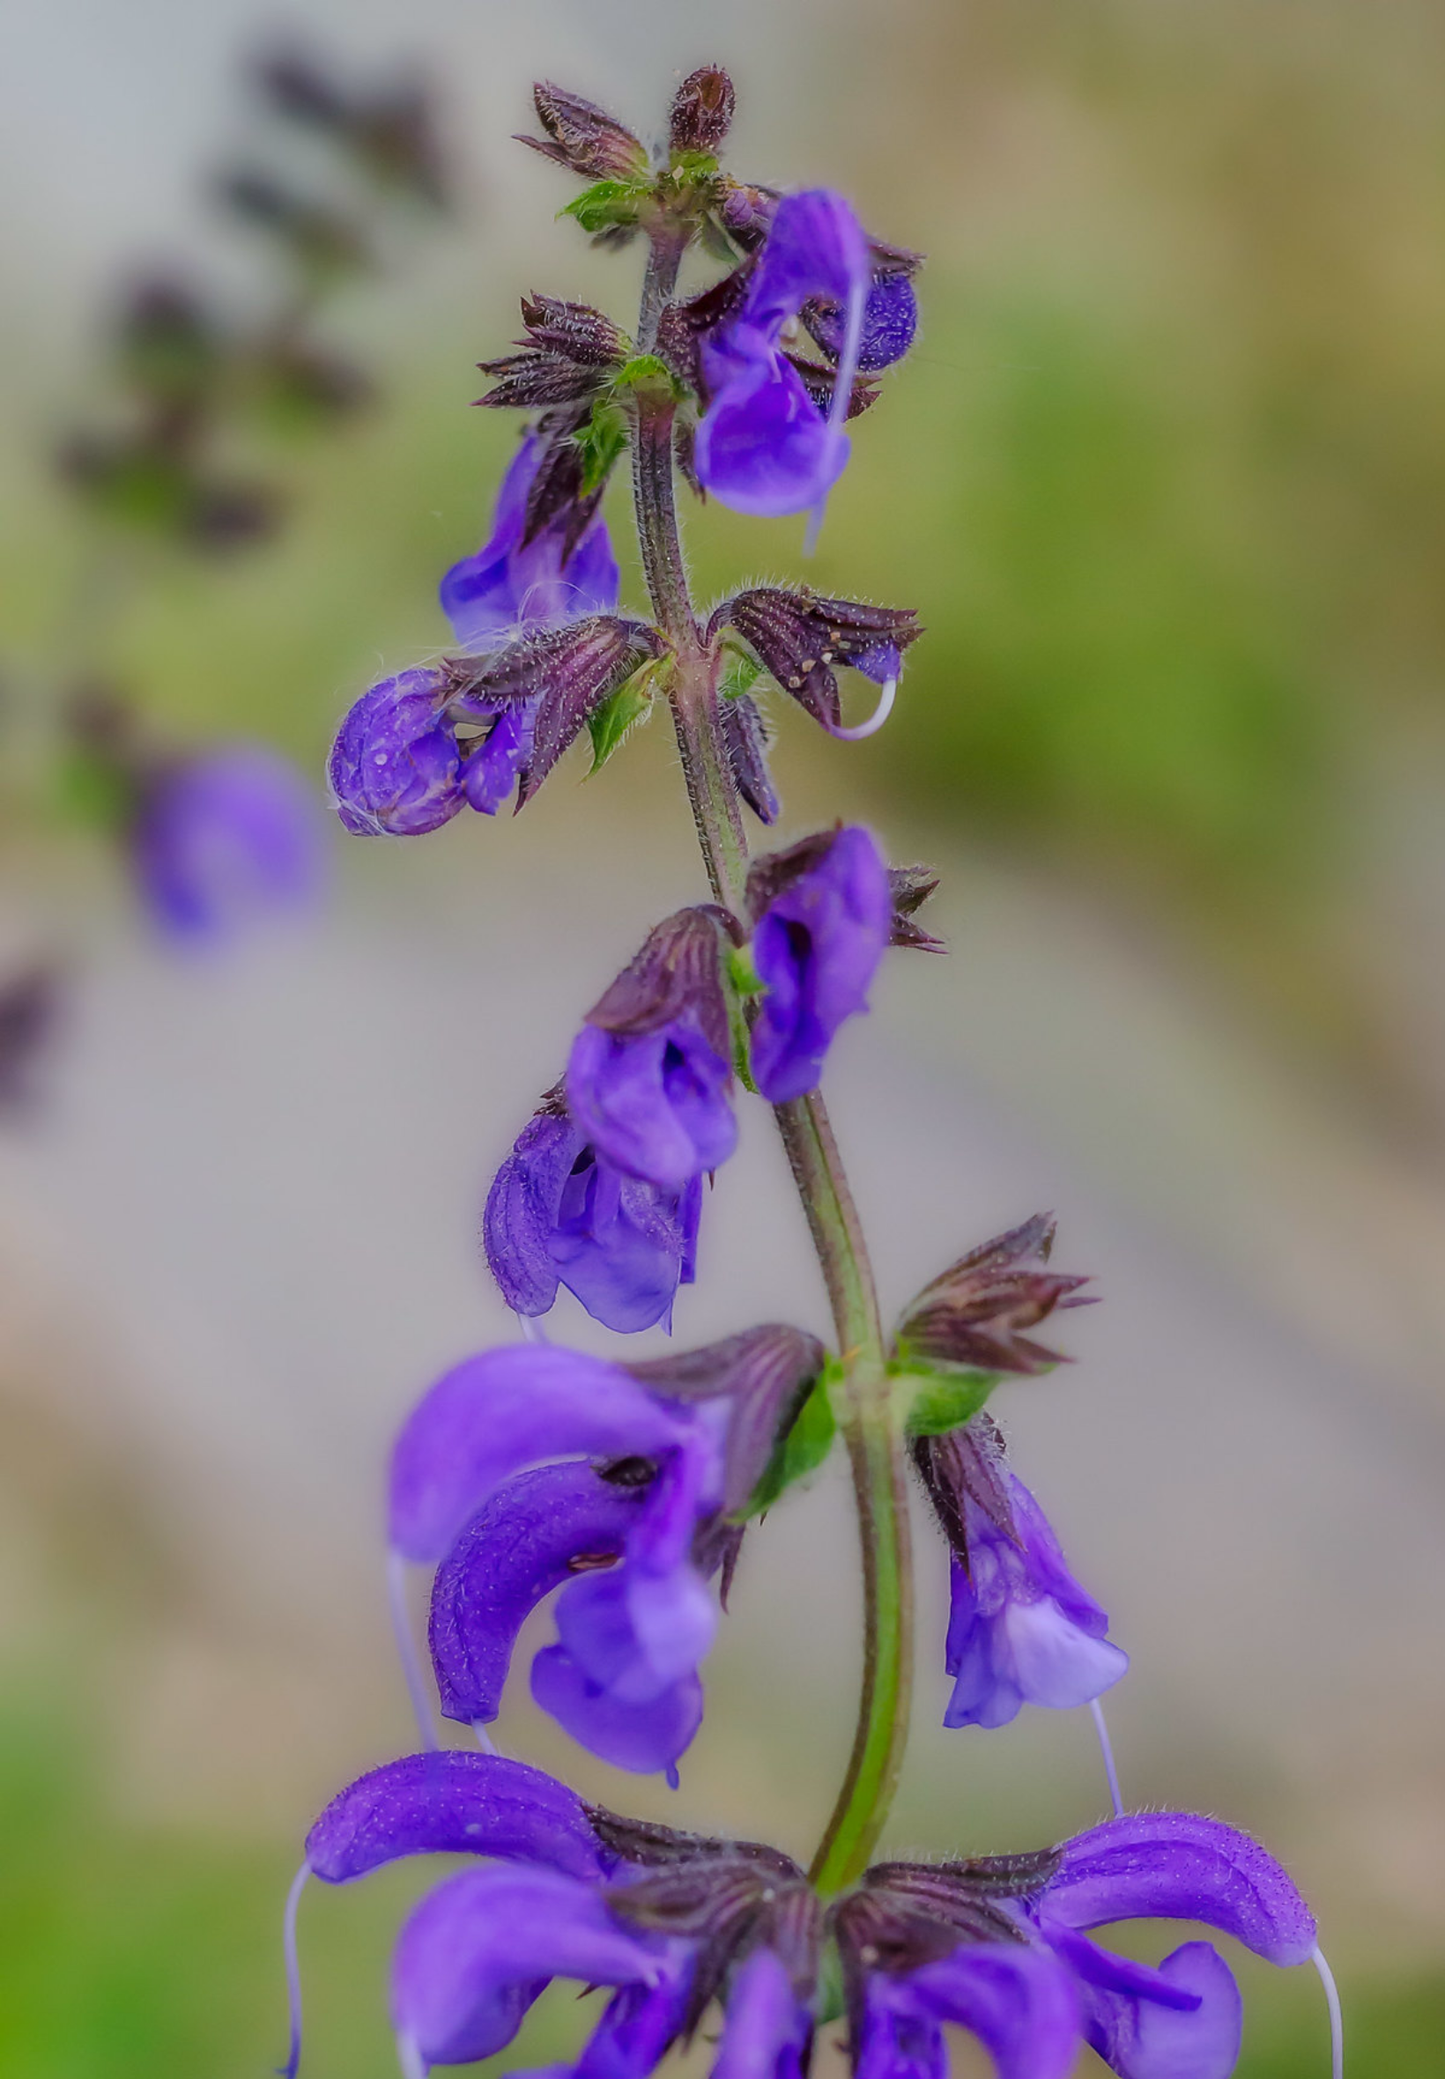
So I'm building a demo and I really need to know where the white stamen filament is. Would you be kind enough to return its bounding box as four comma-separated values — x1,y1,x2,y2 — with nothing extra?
387,1549,440,1751
1089,1698,1125,1817
517,1309,548,1344
280,1863,309,2079
804,258,868,557
397,2031,428,2079
473,1720,499,1755
1312,1946,1344,2079
828,676,897,741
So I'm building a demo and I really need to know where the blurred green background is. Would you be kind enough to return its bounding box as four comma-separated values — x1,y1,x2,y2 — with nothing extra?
2,1,1444,2074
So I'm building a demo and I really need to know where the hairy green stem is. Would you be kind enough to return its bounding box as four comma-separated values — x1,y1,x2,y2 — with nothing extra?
630,231,914,1892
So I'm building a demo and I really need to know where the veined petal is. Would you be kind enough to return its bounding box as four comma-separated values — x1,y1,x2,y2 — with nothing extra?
388,1344,694,1562
1047,1815,1318,1966
304,1751,607,1883
391,1865,660,2070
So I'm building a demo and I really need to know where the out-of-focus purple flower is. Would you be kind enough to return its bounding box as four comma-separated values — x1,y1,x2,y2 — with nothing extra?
936,1465,1127,1732
484,1096,702,1334
133,742,323,940
804,268,918,374
747,826,893,1104
566,908,738,1192
391,1343,724,1778
694,191,915,521
328,667,462,836
440,431,619,649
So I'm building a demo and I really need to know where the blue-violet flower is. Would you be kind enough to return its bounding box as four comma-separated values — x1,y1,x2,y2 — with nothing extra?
746,825,893,1103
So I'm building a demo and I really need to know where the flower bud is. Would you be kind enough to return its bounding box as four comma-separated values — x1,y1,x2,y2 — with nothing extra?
895,1215,1092,1375
668,67,735,157
521,82,649,182
710,589,920,729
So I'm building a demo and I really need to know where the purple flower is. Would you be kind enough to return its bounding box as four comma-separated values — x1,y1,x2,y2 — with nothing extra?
390,1343,725,1777
440,431,619,650
328,667,463,836
1024,1811,1318,2078
566,907,739,1192
694,192,915,522
132,743,323,940
287,1763,1317,2079
939,1468,1127,1731
485,1097,702,1335
747,826,893,1104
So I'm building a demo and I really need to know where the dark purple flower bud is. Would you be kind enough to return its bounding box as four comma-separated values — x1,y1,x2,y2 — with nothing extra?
668,67,736,156
709,589,920,733
133,744,324,939
626,1322,827,1518
476,294,628,411
746,826,893,1104
303,1750,610,1885
694,189,895,524
803,270,919,374
897,1215,1093,1375
440,431,620,649
519,83,650,182
566,908,738,1191
484,1097,703,1334
450,615,664,806
391,1864,662,2072
937,1469,1128,1729
720,692,780,824
328,667,462,836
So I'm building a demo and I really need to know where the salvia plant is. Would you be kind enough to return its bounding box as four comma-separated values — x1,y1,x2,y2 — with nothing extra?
5,42,447,964
289,69,1344,2079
